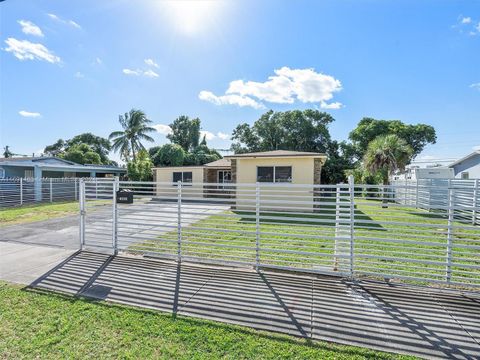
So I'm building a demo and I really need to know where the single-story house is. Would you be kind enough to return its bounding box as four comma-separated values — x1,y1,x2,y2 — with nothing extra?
0,156,126,179
153,150,327,186
153,150,328,209
448,150,480,179
0,156,126,201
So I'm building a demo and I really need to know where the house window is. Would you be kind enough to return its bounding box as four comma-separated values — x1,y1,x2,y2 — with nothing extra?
0,168,4,179
218,170,232,183
25,169,34,178
461,172,469,180
257,166,292,183
172,171,193,184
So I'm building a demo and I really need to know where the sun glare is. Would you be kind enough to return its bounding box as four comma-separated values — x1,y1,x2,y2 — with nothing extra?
161,0,224,35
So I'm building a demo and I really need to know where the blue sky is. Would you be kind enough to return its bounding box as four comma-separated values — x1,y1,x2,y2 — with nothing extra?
1,0,479,165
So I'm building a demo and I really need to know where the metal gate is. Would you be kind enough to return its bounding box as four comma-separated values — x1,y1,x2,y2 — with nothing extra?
79,178,480,288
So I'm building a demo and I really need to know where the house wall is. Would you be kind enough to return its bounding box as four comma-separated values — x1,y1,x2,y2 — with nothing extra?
1,166,33,178
452,154,480,179
154,166,205,199
234,157,322,211
235,157,315,184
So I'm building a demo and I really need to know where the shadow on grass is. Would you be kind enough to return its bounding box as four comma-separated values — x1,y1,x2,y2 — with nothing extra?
233,207,385,230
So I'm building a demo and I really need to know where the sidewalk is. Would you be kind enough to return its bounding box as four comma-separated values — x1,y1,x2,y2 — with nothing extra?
4,248,477,360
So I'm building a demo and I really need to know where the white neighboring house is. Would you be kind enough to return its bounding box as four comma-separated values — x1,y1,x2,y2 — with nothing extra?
391,166,454,181
448,150,480,179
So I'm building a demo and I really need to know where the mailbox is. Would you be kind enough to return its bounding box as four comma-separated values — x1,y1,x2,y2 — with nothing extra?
116,190,133,204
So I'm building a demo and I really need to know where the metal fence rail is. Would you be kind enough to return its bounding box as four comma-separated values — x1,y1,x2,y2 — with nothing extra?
80,178,480,288
0,177,111,208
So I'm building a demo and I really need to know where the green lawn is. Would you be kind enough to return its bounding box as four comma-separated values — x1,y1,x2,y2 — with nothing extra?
0,283,413,359
127,198,480,287
0,202,79,227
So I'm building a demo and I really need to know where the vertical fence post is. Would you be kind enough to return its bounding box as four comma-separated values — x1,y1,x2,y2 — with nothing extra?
473,179,478,225
445,179,454,283
255,182,260,270
415,178,419,208
177,180,182,263
333,185,341,271
20,178,23,206
112,177,119,255
79,179,86,250
74,178,78,201
49,178,53,202
95,178,98,200
348,175,355,277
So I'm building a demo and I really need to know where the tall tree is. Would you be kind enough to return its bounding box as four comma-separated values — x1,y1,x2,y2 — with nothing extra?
68,133,112,164
109,109,155,162
44,139,66,157
62,143,102,165
363,134,413,186
167,115,201,152
231,110,334,153
349,118,436,160
151,144,185,167
127,150,153,181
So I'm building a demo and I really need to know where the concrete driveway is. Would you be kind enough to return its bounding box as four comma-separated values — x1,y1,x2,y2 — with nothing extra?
0,200,228,252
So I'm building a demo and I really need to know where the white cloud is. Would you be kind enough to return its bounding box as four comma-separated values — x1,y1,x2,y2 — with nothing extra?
200,130,216,141
48,13,81,29
200,67,343,109
18,20,44,37
320,101,343,109
144,58,159,68
461,17,472,24
74,71,85,78
123,68,141,76
477,22,480,33
19,110,41,118
123,68,158,78
4,38,60,63
153,124,172,135
470,83,480,90
198,91,264,109
143,69,159,78
217,132,230,140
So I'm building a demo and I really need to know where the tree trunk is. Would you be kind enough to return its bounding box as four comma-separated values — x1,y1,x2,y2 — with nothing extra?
382,175,389,208
131,139,136,162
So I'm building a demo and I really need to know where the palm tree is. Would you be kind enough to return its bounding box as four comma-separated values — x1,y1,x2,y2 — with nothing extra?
363,134,413,186
364,134,413,206
109,109,156,162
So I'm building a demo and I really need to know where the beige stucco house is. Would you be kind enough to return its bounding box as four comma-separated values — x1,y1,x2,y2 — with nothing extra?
152,150,327,208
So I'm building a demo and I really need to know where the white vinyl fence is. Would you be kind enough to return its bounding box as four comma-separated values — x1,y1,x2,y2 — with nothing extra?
80,178,480,288
391,178,480,225
0,177,112,208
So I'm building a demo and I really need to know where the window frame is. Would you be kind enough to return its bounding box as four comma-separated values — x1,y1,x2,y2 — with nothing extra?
256,166,292,183
172,171,193,185
461,172,469,180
